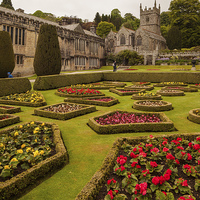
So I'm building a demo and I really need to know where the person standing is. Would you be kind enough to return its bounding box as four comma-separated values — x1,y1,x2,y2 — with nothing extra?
113,61,117,72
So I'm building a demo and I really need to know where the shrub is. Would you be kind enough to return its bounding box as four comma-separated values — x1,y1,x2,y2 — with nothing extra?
34,24,61,76
0,31,15,78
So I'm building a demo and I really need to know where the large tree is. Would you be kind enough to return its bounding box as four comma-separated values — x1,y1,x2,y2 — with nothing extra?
0,0,14,10
169,0,200,48
94,12,101,26
110,9,123,31
96,21,116,38
0,31,15,78
34,24,61,76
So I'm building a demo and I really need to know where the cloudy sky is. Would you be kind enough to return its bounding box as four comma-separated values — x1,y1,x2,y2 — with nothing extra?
12,0,172,21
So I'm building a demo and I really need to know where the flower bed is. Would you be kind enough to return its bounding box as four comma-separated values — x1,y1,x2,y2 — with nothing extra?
75,133,200,200
0,114,20,128
109,88,145,96
133,100,173,112
34,103,96,120
162,87,198,93
0,91,46,107
188,108,200,124
88,110,174,134
0,121,68,200
132,92,162,100
154,82,188,87
157,90,185,96
132,82,151,85
64,96,119,107
69,83,116,90
103,81,127,87
0,105,21,114
125,85,154,91
55,87,105,98
190,84,200,89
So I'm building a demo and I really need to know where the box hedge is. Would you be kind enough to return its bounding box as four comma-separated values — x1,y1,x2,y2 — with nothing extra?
109,88,145,96
157,90,185,96
34,103,96,120
188,108,200,124
0,114,20,128
161,86,198,92
0,121,68,200
75,133,200,199
64,96,119,107
0,78,31,97
131,94,162,100
88,110,174,134
0,105,21,114
133,100,173,112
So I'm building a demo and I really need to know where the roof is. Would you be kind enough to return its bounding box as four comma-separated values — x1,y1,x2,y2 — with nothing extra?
141,28,166,42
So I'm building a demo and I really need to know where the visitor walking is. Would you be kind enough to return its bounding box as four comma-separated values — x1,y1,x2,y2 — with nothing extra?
113,61,117,72
7,72,13,78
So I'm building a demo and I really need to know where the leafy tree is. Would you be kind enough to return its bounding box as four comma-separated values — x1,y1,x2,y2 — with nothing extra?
94,12,101,26
110,9,123,31
96,21,116,38
166,26,182,50
0,31,15,78
102,14,110,22
0,0,14,10
34,24,61,76
160,11,171,26
115,50,143,66
122,18,140,31
169,0,200,47
32,10,60,22
124,13,136,22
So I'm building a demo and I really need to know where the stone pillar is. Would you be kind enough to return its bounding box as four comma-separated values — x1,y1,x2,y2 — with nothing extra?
144,52,147,65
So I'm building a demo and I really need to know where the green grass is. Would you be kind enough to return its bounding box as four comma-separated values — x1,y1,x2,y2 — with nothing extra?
1,82,200,200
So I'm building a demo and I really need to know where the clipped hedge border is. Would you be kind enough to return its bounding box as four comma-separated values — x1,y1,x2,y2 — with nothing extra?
102,81,127,87
131,94,162,100
88,110,174,134
153,83,188,87
188,108,200,124
190,85,200,89
0,121,68,200
109,88,145,96
64,96,119,107
75,133,200,199
0,105,21,114
0,94,46,107
157,90,185,96
132,82,151,85
133,100,173,112
55,89,105,98
0,114,20,128
124,85,154,91
0,78,31,97
161,86,198,92
34,102,96,120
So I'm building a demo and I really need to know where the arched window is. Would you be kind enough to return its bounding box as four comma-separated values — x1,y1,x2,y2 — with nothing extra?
137,35,142,46
120,34,126,45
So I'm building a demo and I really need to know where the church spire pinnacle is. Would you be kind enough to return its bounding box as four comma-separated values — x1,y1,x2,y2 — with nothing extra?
154,0,157,8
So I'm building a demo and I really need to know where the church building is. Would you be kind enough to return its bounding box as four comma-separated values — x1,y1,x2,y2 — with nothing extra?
105,1,167,65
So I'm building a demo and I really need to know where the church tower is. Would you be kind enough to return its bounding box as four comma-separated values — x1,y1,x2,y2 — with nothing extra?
140,0,161,35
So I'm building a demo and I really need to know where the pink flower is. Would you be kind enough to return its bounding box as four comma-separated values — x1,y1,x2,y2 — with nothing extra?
151,147,159,154
150,161,158,168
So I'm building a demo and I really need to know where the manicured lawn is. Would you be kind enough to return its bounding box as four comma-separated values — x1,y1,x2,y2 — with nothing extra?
1,82,200,200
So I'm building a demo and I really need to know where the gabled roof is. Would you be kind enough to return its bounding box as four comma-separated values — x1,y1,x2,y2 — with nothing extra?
141,28,166,42
62,23,85,34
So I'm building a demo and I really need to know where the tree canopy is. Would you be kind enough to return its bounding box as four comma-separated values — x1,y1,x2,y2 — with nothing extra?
96,21,116,38
0,0,14,10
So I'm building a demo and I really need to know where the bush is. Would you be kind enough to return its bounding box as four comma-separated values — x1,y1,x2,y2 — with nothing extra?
34,24,61,76
0,31,15,78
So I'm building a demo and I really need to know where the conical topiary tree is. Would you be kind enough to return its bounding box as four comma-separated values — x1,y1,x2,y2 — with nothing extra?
0,31,15,78
0,0,14,10
34,24,61,76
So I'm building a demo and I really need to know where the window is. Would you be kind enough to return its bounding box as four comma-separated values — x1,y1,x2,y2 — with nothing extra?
16,55,23,64
11,27,13,42
15,28,18,44
19,29,21,45
120,34,126,45
137,36,142,46
22,29,25,45
146,17,149,23
3,25,6,31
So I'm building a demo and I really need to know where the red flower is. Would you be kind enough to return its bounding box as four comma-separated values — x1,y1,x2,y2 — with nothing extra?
159,176,165,185
166,153,175,160
130,152,138,158
164,173,171,181
131,161,138,168
142,169,150,177
132,147,137,152
188,142,193,148
187,153,192,161
117,155,127,165
151,147,159,154
177,146,184,150
175,159,180,164
139,152,147,157
181,180,188,187
135,182,147,196
166,169,172,175
149,135,154,138
107,178,116,185
196,137,200,141
150,161,158,168
162,140,168,146
193,144,200,150
107,190,114,199
136,165,141,169
163,147,169,152
162,191,167,196
152,176,160,185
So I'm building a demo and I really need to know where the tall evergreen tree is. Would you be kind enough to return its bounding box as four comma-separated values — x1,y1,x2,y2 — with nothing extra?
34,24,61,76
166,26,182,50
0,31,15,78
94,12,101,26
0,0,14,10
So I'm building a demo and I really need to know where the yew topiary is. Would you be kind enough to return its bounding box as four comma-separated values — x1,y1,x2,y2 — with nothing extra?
0,31,15,78
34,24,61,76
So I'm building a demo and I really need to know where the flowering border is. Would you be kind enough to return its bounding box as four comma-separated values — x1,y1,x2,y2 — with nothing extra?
0,105,21,114
0,121,68,200
124,85,154,91
109,88,145,96
131,94,162,100
154,83,188,87
75,133,200,200
64,96,119,107
34,102,96,120
157,90,185,96
162,87,198,93
133,100,173,112
88,110,174,134
0,114,20,128
188,108,200,124
103,81,127,87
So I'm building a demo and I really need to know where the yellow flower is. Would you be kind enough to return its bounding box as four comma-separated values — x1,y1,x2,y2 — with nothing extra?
14,132,19,136
33,150,39,157
30,121,34,125
41,123,45,126
19,125,23,129
35,139,37,143
26,147,32,153
21,144,26,149
4,165,10,170
11,158,18,162
40,150,44,155
17,149,23,154
0,143,4,148
0,162,1,165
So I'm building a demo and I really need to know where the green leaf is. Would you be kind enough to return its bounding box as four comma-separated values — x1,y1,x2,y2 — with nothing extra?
0,169,11,178
20,162,30,170
150,184,159,192
105,194,111,200
155,190,166,200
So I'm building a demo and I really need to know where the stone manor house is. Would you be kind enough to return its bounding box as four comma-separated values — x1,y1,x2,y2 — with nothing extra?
0,1,166,76
105,1,166,65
